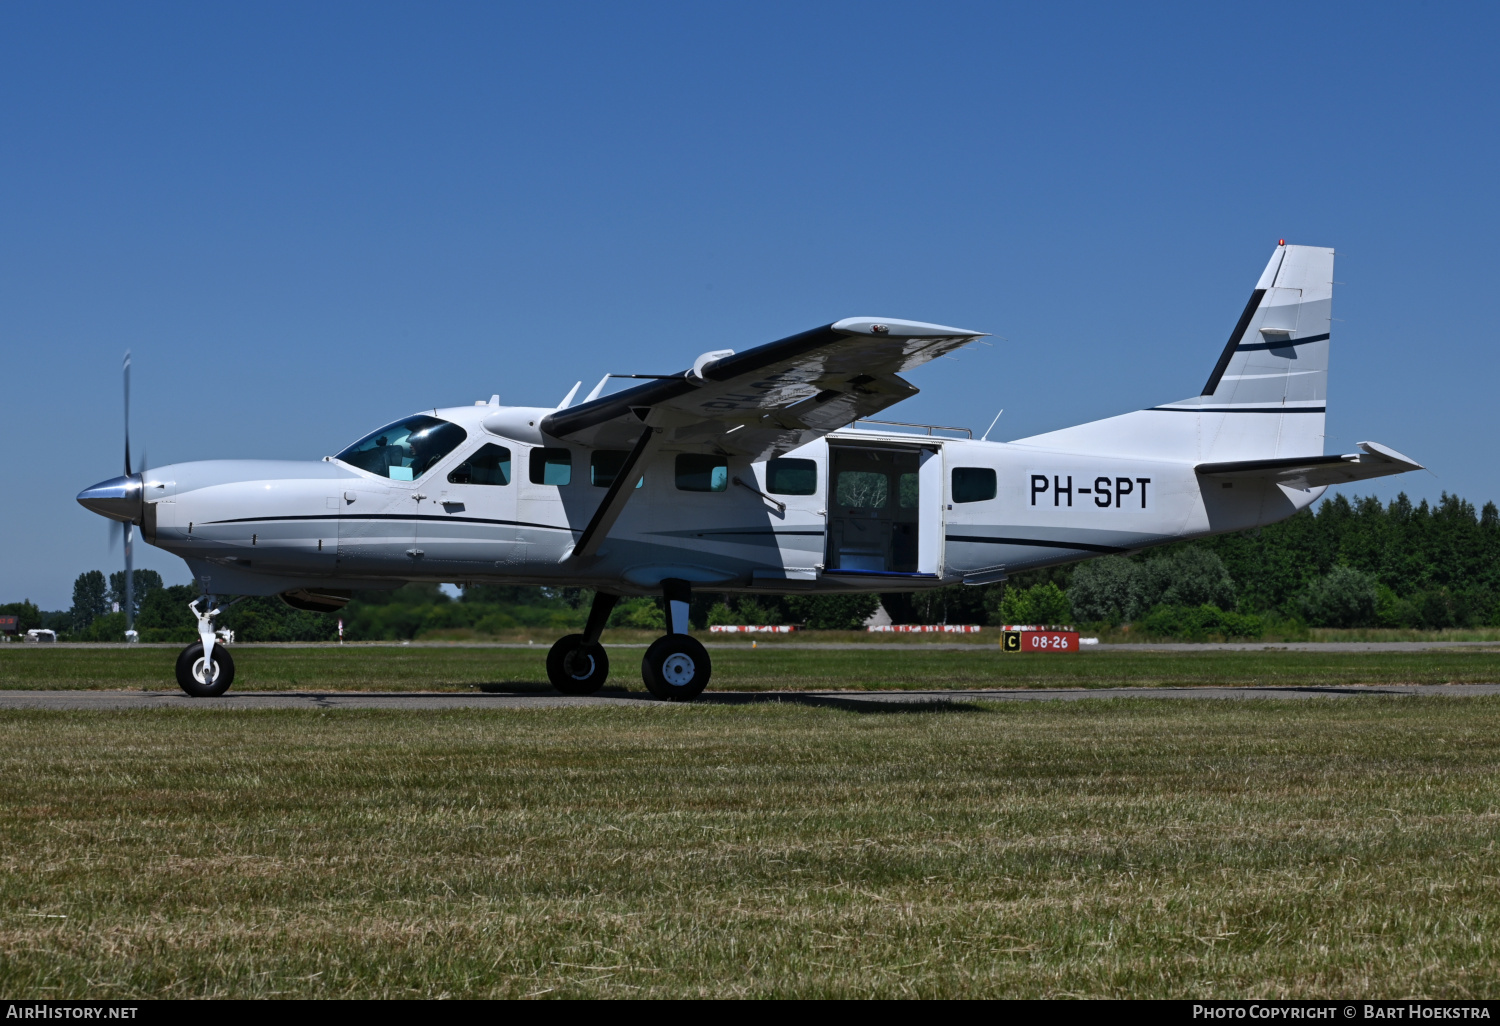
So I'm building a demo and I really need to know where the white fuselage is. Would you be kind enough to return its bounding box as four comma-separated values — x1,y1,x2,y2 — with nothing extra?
135,403,1323,598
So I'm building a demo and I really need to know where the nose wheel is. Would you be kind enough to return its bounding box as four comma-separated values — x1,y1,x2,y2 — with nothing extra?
175,641,235,697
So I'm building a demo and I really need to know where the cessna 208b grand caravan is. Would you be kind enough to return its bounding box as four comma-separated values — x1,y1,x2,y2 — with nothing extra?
78,243,1422,699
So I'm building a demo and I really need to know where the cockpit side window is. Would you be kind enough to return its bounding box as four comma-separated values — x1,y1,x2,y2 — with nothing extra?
335,415,467,481
448,444,511,486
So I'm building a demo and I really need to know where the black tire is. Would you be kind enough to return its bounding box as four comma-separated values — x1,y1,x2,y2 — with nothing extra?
641,635,711,701
546,634,610,695
175,641,235,697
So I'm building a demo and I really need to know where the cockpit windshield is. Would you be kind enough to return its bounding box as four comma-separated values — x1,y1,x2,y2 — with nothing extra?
334,415,468,481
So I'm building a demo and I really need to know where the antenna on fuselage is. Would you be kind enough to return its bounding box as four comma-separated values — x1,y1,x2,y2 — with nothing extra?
980,409,1004,442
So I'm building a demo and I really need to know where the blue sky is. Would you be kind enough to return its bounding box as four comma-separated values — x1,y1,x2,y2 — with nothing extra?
3,2,1496,609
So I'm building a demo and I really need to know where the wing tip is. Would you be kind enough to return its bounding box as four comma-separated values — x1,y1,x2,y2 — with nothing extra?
1357,440,1424,470
832,316,988,339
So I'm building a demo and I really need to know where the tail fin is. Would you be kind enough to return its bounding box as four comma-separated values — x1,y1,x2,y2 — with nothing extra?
1010,242,1334,462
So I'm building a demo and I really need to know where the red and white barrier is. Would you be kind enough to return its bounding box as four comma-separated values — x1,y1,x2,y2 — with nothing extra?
708,625,799,633
867,624,982,633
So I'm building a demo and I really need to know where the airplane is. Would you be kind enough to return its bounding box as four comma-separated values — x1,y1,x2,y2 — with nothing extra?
77,242,1422,700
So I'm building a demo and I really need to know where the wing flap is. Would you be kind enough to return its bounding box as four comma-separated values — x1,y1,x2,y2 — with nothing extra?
1196,441,1423,490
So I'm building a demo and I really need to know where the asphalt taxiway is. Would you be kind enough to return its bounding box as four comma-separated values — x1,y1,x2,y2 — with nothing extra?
1,683,1498,711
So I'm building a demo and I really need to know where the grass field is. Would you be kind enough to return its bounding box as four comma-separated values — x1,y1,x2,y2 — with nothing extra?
2,643,1500,692
4,698,1500,998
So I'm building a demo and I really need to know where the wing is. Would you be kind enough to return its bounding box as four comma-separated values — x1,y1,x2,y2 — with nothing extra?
1196,441,1423,490
540,317,987,459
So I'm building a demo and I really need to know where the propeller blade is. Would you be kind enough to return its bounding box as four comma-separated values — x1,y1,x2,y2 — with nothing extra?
122,351,132,478
124,521,134,631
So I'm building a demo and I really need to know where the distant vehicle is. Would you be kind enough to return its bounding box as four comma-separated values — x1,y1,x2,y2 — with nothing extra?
24,629,57,643
77,243,1422,700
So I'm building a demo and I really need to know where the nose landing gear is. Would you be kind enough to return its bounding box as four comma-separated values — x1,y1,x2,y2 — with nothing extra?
175,596,235,697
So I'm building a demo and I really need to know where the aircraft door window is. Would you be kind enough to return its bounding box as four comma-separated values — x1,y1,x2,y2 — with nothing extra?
952,467,997,503
591,450,644,489
529,448,572,486
675,454,728,492
836,470,889,509
448,444,511,486
335,415,468,482
765,458,818,496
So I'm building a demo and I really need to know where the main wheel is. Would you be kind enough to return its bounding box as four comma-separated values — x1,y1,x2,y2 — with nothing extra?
641,635,711,701
175,642,235,697
546,634,610,695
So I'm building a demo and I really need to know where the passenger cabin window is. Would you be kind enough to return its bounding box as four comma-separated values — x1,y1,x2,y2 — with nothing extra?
529,448,572,486
591,450,643,489
836,470,889,509
448,444,511,486
676,454,727,492
952,467,997,503
336,415,467,482
766,458,817,496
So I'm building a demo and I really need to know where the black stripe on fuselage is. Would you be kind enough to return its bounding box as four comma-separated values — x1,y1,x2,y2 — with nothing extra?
1148,406,1326,414
204,513,577,532
1234,331,1330,352
945,535,1127,554
646,528,825,538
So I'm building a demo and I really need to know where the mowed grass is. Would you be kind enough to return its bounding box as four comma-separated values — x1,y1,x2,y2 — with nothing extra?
4,699,1500,997
2,643,1500,692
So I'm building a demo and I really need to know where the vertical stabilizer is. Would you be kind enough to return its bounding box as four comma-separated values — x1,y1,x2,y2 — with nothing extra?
1010,243,1334,463
1182,243,1332,414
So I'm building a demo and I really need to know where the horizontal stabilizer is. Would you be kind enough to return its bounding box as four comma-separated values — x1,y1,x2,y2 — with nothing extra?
1196,441,1423,490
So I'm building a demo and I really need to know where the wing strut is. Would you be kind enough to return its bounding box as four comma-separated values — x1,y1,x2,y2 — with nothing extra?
567,427,659,561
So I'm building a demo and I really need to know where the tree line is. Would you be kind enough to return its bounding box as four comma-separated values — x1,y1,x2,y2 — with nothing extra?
5,491,1496,641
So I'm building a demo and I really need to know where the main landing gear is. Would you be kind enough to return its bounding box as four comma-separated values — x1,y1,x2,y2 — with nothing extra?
545,579,712,701
175,596,235,697
546,592,617,695
641,579,710,701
